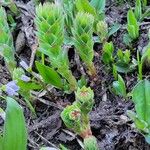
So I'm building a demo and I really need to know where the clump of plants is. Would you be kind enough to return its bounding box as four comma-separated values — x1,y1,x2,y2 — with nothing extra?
1,0,150,149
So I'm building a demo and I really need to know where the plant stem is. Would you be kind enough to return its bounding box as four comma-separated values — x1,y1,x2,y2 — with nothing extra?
42,53,45,65
87,62,97,78
137,51,143,80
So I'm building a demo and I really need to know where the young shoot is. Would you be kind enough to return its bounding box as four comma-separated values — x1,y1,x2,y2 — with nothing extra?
96,20,108,43
61,86,98,150
102,41,114,65
72,12,97,78
127,9,139,40
35,3,77,91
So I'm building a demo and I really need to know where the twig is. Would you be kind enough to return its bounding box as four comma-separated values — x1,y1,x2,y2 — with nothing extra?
35,97,63,110
34,131,59,149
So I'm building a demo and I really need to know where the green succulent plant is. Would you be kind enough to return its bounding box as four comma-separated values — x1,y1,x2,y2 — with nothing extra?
35,3,77,91
96,20,108,43
84,136,99,150
61,86,98,150
72,12,96,78
0,6,16,74
75,86,94,115
61,104,82,134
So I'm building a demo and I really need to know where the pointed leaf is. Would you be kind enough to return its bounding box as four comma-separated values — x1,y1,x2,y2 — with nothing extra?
112,75,126,97
108,23,121,37
36,61,63,89
75,0,96,16
90,0,105,13
3,97,27,150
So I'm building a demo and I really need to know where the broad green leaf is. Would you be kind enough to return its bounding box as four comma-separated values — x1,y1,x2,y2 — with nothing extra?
132,80,150,125
36,61,63,89
75,0,96,16
3,97,27,150
113,74,126,97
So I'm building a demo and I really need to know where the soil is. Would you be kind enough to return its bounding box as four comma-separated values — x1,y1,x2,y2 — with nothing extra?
1,0,150,150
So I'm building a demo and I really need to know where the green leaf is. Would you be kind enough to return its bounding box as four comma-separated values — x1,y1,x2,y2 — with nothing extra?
75,0,96,16
90,0,105,13
116,63,130,73
123,33,132,46
108,23,121,37
0,135,3,150
132,80,150,125
140,8,150,22
115,49,133,73
145,135,150,144
19,91,36,115
17,80,42,91
36,61,63,89
112,74,126,97
60,144,70,150
128,10,138,26
77,76,87,88
127,110,148,133
102,42,114,64
102,52,112,64
142,0,147,7
3,97,27,150
127,9,139,40
134,0,142,21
